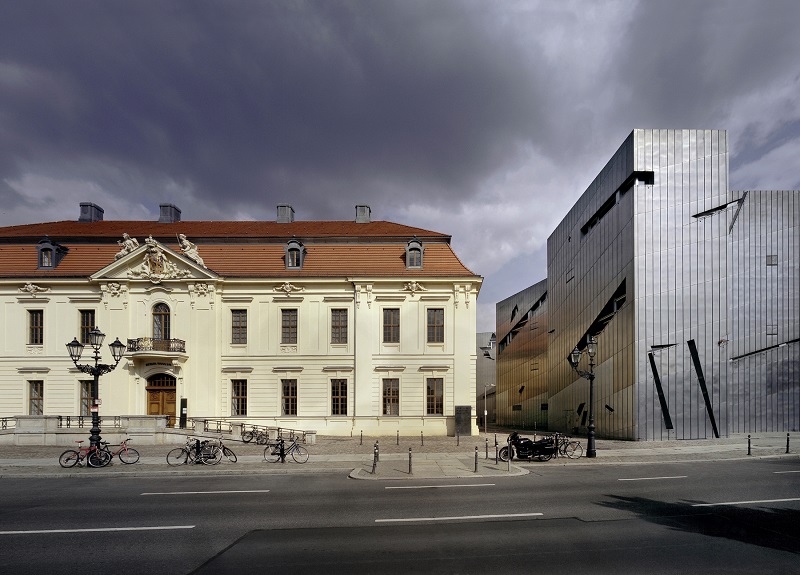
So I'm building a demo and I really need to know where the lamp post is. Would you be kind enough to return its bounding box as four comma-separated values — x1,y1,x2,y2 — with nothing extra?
66,328,126,449
483,383,496,433
568,335,598,458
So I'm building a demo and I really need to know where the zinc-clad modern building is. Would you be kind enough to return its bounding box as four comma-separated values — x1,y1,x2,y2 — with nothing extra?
0,203,482,440
497,129,799,440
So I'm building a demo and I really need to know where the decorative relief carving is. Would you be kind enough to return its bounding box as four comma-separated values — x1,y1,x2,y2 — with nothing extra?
18,283,50,296
274,282,305,296
355,284,373,309
454,284,471,308
128,236,192,284
178,234,206,268
115,233,140,260
103,282,127,297
25,346,44,355
280,346,298,354
403,281,428,295
190,283,214,296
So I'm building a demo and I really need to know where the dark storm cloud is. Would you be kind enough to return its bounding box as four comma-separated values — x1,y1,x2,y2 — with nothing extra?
0,1,547,219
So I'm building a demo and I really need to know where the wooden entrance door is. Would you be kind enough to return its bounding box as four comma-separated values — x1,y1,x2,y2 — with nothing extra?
146,374,177,427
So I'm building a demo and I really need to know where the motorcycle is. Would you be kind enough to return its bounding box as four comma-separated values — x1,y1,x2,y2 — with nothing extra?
498,431,556,462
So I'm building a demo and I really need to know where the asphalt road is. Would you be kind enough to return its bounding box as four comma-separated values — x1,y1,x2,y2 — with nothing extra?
1,458,798,574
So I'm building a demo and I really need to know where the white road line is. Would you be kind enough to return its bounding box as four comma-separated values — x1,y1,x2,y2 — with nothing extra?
0,525,194,535
618,476,688,481
141,490,270,495
773,470,800,474
376,513,542,523
385,484,495,490
692,497,800,507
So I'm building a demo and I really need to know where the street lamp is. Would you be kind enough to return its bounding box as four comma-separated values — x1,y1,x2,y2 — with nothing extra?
66,328,126,449
483,383,496,433
567,335,598,458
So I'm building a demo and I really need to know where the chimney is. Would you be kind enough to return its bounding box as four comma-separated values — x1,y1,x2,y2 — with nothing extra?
277,204,295,223
158,203,182,223
78,202,104,222
355,205,371,223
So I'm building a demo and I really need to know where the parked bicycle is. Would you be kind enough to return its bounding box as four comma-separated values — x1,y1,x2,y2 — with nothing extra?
215,435,237,463
59,440,112,468
555,434,584,459
264,436,308,464
241,427,270,445
166,437,222,466
98,438,140,465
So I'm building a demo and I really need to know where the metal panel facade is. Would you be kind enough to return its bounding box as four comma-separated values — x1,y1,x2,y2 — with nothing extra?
498,129,798,440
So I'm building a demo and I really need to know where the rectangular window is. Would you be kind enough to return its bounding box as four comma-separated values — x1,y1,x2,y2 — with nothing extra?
383,308,400,343
331,379,347,416
282,379,297,415
766,254,778,266
281,309,298,344
383,378,399,416
80,381,92,416
427,308,444,343
231,310,248,344
29,380,44,415
331,309,348,344
426,377,444,415
80,310,96,344
231,379,247,416
28,310,44,345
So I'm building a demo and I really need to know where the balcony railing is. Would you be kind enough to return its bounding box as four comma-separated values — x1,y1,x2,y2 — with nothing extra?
127,338,186,353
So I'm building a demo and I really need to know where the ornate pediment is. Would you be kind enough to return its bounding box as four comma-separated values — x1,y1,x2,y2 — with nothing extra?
91,236,217,284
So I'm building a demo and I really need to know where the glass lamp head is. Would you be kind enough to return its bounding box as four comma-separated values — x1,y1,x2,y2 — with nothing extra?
88,328,106,349
569,347,581,369
109,337,126,363
66,338,84,362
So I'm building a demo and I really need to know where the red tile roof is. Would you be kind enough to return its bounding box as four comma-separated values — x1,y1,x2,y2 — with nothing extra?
0,220,479,279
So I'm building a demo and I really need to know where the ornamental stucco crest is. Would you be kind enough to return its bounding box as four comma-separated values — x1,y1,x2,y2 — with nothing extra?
18,283,50,296
128,236,191,284
102,282,127,297
273,282,305,296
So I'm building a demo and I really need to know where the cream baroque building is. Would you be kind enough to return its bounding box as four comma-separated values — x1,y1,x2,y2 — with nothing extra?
0,203,482,436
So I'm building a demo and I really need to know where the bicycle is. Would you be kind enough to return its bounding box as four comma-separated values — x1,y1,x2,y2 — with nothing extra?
264,437,308,464
58,440,112,468
242,427,269,445
99,438,140,465
166,438,222,466
555,434,583,459
216,436,237,463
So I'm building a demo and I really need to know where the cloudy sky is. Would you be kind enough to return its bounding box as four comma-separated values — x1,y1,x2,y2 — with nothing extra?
2,1,799,331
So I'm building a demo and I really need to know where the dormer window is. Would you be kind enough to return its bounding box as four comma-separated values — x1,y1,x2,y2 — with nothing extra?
405,237,424,270
284,239,306,270
36,237,67,269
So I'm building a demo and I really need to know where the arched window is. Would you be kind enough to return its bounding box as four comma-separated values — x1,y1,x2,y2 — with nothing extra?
405,237,424,269
284,238,306,270
153,303,171,341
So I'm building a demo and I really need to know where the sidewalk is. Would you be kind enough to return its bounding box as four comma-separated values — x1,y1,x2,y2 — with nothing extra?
0,432,796,480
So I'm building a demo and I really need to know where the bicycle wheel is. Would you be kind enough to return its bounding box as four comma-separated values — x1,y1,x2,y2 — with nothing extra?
264,444,281,463
538,452,553,462
291,445,309,464
119,447,140,464
59,450,80,468
166,448,189,466
564,442,583,459
222,446,237,463
88,449,111,468
256,433,268,445
202,445,222,465
241,430,254,443
498,446,510,462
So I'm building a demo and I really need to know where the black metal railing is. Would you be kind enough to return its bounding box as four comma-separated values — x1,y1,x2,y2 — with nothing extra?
56,415,122,429
127,338,186,353
1,417,15,430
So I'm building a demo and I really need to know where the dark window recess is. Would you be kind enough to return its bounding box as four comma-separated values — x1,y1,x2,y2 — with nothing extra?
580,171,652,237
766,255,778,266
541,403,549,411
605,404,614,412
580,412,588,426
576,402,585,415
512,405,522,411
